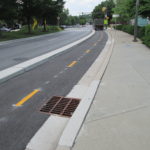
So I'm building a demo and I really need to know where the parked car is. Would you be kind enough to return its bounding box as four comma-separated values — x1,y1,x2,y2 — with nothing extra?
0,27,11,32
60,25,67,29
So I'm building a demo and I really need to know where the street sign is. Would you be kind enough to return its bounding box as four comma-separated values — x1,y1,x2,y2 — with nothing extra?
113,14,119,18
102,7,107,12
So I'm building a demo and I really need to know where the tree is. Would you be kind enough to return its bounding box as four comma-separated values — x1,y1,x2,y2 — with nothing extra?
18,0,64,32
92,4,105,19
92,0,115,23
60,9,69,25
59,9,81,26
139,0,150,18
113,0,133,23
40,0,64,28
79,18,86,25
19,0,38,33
0,0,18,27
114,0,150,23
35,0,56,31
72,16,80,25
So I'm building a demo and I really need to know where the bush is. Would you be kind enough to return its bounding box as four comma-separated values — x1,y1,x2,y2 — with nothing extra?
19,25,29,32
116,24,150,48
47,26,61,32
122,25,134,35
142,36,150,47
116,25,134,35
19,25,61,33
138,26,145,38
142,25,150,48
145,24,150,36
116,25,123,30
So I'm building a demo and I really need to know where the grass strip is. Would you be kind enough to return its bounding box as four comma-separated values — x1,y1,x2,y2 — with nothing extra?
0,25,62,42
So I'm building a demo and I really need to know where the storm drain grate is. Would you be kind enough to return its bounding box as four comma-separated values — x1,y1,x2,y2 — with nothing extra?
40,96,80,117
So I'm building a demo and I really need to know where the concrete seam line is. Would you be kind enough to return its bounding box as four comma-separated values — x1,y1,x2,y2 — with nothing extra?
56,31,114,150
0,30,95,84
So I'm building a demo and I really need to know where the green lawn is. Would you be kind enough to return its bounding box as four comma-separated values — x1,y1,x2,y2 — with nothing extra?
0,25,62,42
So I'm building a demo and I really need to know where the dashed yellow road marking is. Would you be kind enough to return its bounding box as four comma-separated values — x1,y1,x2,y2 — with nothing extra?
67,61,77,68
85,50,91,53
15,89,40,106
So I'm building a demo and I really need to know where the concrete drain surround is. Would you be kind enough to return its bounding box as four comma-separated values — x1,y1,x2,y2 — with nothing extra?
40,96,80,117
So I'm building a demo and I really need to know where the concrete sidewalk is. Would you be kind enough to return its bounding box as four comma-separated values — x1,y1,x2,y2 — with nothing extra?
72,30,150,150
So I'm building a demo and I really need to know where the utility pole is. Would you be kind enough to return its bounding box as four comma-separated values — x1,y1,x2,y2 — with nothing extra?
57,16,60,27
133,0,139,42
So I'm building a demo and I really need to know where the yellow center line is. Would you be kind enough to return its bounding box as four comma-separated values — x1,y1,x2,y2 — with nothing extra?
15,89,40,106
67,61,77,68
85,50,91,53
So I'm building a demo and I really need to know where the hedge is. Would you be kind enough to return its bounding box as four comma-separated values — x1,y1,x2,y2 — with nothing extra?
116,24,150,48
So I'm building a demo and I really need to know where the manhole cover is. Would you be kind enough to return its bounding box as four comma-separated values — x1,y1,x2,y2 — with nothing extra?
40,96,80,117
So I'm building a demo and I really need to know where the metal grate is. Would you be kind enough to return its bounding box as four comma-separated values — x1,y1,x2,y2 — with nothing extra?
40,96,80,117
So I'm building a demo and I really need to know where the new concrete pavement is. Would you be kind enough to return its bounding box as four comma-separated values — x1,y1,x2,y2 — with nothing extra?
72,30,150,150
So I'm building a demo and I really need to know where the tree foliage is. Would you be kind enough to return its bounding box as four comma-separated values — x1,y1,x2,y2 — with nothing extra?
114,0,150,23
139,0,150,18
0,0,65,33
92,0,115,20
113,0,133,23
0,0,18,26
60,9,69,25
60,9,91,26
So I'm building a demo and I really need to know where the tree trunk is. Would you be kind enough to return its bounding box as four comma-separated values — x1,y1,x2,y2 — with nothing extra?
27,16,31,34
43,18,46,32
0,30,2,37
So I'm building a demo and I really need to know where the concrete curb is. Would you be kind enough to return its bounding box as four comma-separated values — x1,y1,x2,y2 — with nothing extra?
56,30,115,150
0,30,95,84
25,116,69,150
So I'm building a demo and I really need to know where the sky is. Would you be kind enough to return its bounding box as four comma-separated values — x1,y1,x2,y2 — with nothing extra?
65,0,104,16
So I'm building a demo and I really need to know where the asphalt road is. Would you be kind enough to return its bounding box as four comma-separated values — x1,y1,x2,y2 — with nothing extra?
0,26,92,71
0,30,108,150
